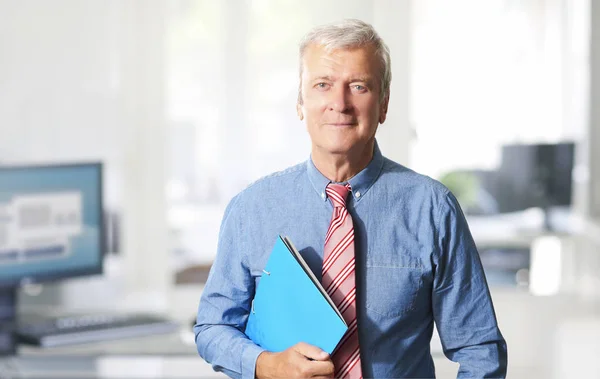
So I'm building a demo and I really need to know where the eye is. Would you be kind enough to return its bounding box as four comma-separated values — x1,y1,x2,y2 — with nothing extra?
315,82,330,90
352,84,367,92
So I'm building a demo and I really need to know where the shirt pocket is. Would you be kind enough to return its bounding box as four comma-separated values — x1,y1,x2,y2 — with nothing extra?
365,260,424,318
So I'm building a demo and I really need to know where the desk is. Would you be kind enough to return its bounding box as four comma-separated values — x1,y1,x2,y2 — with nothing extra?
3,323,451,378
2,328,226,378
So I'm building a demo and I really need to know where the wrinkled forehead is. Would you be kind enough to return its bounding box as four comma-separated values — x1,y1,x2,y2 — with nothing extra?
301,43,382,82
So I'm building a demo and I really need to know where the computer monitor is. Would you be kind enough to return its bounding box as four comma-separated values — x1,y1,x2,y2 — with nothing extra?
0,162,103,354
496,142,575,213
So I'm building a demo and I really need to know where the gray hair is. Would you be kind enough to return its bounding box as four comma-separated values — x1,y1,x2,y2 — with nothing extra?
297,19,392,105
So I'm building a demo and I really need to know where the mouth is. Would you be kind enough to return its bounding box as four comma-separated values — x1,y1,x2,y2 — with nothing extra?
325,122,357,127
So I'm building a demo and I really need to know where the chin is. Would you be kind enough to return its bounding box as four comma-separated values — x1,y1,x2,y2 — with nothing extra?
317,139,357,155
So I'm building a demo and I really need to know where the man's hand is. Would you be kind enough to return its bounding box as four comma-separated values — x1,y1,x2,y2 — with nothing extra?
255,342,334,379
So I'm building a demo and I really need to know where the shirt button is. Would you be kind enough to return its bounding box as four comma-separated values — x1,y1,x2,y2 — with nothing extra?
355,191,361,198
321,192,326,199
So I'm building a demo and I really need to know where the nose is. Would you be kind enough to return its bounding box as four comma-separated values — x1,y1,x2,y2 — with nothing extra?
328,85,350,113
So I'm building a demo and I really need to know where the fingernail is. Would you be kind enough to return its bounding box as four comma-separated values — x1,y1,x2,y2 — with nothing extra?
320,351,329,359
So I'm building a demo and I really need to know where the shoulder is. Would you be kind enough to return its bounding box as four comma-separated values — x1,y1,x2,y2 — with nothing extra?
227,161,306,208
380,157,451,202
244,161,305,194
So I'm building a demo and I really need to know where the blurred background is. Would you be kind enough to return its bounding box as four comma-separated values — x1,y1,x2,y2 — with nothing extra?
1,0,600,377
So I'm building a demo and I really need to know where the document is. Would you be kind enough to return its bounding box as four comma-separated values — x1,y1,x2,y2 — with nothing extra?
245,235,348,353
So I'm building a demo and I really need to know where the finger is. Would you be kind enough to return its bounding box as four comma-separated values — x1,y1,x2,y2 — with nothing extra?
305,359,335,377
294,342,330,361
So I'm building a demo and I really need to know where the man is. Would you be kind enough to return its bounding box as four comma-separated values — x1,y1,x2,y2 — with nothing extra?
194,19,507,378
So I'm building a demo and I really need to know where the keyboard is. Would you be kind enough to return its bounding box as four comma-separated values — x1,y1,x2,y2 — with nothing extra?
17,313,180,347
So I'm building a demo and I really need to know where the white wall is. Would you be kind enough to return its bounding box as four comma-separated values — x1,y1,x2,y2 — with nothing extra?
590,0,600,221
373,0,412,165
117,1,170,310
0,1,121,165
570,0,600,305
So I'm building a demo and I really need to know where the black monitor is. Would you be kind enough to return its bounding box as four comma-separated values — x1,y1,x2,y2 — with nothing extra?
496,142,575,213
441,142,575,223
0,162,103,354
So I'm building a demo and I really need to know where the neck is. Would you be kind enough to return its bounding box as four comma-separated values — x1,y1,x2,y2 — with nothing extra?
312,140,375,183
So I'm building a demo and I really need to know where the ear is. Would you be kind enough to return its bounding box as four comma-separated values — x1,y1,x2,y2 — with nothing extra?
379,93,390,124
296,103,304,121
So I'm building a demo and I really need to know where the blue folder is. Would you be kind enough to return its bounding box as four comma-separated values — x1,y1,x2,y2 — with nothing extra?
245,236,348,354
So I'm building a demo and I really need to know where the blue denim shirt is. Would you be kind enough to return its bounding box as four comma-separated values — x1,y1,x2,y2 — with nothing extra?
194,141,507,378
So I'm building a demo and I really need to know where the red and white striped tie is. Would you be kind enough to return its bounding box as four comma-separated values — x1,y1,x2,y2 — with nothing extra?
322,183,362,379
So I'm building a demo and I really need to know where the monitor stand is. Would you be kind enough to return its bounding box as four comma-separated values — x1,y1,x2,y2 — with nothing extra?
542,207,553,232
0,287,17,356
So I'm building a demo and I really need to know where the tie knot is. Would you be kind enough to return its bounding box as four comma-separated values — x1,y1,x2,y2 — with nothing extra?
326,183,351,208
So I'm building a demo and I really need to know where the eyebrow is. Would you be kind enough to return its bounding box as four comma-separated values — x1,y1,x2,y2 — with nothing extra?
349,77,372,83
311,75,373,83
312,76,334,82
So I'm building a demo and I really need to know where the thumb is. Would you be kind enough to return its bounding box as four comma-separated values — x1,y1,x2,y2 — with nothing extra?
294,342,330,361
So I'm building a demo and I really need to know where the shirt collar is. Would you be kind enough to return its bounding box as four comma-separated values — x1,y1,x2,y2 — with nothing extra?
306,140,385,203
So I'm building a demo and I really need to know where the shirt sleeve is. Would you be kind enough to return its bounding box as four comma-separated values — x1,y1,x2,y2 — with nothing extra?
432,190,508,378
193,195,266,379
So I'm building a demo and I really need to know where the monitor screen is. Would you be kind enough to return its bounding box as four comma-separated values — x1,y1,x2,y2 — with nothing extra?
495,142,575,213
0,163,103,287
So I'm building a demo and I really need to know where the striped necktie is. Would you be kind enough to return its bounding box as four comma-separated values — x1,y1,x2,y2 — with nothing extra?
322,183,362,379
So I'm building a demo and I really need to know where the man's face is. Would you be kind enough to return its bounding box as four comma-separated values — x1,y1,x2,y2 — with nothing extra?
298,43,389,157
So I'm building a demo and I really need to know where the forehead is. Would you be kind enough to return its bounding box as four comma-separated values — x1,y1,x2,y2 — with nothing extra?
302,43,380,79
